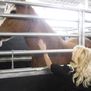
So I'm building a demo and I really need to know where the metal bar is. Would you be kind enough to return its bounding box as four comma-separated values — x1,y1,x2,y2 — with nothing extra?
82,11,85,46
52,27,78,32
11,50,14,69
0,64,71,79
0,49,73,55
85,0,88,9
0,13,78,22
52,26,78,29
85,20,91,23
0,6,5,9
78,11,82,45
0,67,51,79
78,11,85,46
0,56,32,62
0,67,47,73
84,9,91,13
0,0,91,13
0,32,78,37
0,0,82,11
85,33,91,36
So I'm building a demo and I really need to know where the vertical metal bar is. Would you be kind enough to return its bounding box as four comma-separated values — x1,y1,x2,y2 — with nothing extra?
82,11,85,46
85,0,88,9
78,11,82,45
78,10,85,46
11,50,14,69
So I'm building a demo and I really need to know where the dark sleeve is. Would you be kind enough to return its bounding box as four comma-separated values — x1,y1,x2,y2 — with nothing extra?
51,64,74,76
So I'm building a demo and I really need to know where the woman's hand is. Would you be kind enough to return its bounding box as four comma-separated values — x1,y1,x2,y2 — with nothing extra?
38,39,47,50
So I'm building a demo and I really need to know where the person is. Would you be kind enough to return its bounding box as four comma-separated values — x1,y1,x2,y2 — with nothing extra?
38,39,74,77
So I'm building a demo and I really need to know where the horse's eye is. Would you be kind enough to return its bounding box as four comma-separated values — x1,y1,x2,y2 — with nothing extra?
10,10,16,14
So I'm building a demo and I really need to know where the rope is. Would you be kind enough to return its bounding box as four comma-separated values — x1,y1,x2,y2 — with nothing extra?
70,45,91,87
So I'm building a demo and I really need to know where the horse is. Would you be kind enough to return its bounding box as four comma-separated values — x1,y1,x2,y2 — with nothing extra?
0,2,91,67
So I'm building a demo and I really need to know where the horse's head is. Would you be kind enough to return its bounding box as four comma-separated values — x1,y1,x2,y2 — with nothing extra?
0,1,61,47
0,1,35,47
0,2,38,33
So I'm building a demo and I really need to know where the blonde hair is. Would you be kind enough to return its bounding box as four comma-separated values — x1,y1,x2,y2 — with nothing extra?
70,45,91,87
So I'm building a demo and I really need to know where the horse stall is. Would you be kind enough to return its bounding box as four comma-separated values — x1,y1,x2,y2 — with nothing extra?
0,0,91,91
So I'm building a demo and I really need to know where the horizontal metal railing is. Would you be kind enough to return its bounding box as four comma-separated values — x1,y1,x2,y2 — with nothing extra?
0,13,79,22
0,0,83,11
0,32,90,37
0,32,78,37
0,67,50,79
0,13,91,23
0,0,91,13
0,56,32,62
85,33,91,37
0,49,73,55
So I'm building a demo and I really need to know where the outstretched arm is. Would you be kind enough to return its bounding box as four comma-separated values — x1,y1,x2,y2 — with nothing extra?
38,39,52,68
38,39,74,76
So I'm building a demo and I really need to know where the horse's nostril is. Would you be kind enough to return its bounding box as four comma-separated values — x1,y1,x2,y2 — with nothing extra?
10,10,16,14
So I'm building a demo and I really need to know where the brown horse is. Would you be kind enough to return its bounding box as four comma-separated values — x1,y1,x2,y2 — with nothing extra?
0,3,91,67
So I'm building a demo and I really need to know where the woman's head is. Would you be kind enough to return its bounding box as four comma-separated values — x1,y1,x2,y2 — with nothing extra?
70,45,91,87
